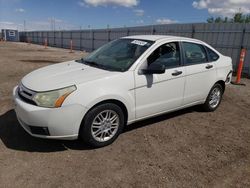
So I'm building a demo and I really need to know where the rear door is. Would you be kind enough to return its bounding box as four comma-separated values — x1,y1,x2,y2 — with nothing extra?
182,41,217,105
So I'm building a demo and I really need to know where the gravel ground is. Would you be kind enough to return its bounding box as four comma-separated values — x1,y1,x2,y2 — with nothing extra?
0,42,250,188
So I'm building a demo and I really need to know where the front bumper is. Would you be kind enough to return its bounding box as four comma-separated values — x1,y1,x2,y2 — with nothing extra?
13,86,87,140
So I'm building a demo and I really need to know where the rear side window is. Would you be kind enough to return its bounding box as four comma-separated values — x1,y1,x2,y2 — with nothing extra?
182,42,208,65
206,47,219,61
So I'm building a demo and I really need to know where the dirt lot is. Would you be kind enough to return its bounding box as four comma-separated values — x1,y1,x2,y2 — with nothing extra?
0,42,250,188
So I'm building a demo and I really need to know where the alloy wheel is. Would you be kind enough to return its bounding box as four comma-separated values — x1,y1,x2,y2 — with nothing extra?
209,87,221,108
91,110,120,142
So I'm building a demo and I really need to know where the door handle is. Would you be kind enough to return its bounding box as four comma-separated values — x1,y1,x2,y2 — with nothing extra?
172,70,182,76
206,64,213,69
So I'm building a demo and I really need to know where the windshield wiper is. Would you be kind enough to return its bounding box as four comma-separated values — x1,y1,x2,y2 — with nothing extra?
82,59,111,70
84,60,101,67
79,59,121,72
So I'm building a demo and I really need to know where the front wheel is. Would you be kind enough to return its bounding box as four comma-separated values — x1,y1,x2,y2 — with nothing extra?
80,103,125,148
202,83,223,112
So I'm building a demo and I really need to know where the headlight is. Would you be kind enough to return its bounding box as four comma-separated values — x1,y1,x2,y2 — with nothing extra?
33,85,76,108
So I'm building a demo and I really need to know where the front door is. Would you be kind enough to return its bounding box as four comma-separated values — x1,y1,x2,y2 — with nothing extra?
135,42,186,119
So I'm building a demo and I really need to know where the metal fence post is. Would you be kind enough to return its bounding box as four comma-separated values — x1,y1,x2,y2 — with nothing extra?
107,29,111,42
80,30,82,50
32,32,34,43
236,25,246,73
42,32,43,45
249,51,250,78
61,31,63,48
47,31,49,46
240,26,246,49
70,31,72,49
37,32,39,44
127,28,130,36
54,31,56,46
191,24,195,38
91,30,94,51
151,25,155,35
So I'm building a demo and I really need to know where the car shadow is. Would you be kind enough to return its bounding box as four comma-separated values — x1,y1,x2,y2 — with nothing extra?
0,107,201,152
0,110,92,152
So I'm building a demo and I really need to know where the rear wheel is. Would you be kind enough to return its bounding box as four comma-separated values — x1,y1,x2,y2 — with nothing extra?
80,103,124,147
202,83,223,112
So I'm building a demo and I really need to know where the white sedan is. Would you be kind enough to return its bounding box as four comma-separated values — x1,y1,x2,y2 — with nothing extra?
13,35,233,147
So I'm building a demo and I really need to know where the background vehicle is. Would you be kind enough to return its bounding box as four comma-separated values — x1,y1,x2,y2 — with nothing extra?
13,35,232,147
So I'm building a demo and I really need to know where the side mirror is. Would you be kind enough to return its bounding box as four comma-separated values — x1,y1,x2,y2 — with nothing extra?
141,63,165,74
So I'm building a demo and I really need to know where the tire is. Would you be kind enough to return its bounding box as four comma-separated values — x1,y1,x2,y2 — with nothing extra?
202,83,223,112
80,103,125,148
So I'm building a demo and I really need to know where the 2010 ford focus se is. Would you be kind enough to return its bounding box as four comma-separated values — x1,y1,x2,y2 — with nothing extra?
13,35,233,147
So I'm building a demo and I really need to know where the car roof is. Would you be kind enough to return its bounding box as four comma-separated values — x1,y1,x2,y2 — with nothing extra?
123,35,205,44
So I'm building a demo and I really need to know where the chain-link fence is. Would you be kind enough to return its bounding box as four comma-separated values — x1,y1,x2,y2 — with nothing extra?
19,23,250,76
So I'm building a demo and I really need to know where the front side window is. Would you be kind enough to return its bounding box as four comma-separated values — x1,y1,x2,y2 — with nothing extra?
147,42,181,68
182,42,208,65
81,39,154,72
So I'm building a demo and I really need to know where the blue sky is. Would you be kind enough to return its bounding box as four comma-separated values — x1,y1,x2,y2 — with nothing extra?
0,0,250,31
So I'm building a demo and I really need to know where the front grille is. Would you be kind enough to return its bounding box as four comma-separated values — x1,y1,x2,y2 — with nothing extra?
18,84,37,106
29,126,50,136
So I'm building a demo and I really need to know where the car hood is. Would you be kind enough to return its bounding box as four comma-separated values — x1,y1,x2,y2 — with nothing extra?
21,60,119,92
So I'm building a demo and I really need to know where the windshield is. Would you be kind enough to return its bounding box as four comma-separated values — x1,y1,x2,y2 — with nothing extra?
80,39,154,72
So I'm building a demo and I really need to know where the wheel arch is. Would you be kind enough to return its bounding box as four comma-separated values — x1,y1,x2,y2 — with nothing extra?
78,99,129,136
89,99,128,124
215,80,225,93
